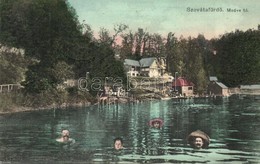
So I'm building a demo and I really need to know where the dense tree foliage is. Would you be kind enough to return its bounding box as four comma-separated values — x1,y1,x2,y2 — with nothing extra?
0,0,81,92
0,0,127,94
0,45,29,84
213,29,260,86
166,35,208,94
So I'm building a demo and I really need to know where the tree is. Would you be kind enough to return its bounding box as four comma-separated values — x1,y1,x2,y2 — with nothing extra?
181,36,208,94
134,28,146,60
0,0,82,93
165,32,178,73
120,31,135,60
215,29,260,86
0,45,29,84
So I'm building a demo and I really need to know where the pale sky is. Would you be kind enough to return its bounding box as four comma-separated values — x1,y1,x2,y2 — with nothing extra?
68,0,260,39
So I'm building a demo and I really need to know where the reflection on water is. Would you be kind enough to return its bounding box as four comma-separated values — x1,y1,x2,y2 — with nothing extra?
0,97,260,163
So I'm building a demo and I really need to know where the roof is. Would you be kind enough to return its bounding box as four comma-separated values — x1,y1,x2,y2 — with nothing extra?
124,57,157,67
216,82,228,89
172,77,194,87
209,76,218,81
139,57,157,67
124,59,140,67
240,85,260,89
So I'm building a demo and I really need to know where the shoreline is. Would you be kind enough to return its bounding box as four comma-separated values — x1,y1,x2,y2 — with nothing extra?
0,93,160,115
0,101,93,115
1,93,259,115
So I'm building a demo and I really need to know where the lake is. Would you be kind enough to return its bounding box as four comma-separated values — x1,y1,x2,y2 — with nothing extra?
0,96,259,163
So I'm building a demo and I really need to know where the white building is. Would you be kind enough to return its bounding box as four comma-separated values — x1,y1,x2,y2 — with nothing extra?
124,57,166,78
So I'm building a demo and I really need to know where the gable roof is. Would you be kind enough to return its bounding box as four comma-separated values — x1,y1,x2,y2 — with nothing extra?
240,85,260,89
124,57,157,67
124,59,140,67
209,76,218,81
216,82,228,89
139,57,157,67
172,77,194,87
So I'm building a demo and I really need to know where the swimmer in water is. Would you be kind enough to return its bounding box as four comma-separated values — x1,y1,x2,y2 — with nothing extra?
187,130,210,149
56,129,75,143
149,118,164,129
114,137,124,150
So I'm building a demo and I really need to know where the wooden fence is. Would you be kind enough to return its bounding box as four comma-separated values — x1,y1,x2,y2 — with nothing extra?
0,84,22,93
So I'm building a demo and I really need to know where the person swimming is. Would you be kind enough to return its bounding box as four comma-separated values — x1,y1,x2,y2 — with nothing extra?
114,137,124,150
149,118,164,129
56,129,75,143
187,130,210,149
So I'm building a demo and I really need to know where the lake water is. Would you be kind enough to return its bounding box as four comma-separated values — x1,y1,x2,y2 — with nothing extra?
0,96,260,163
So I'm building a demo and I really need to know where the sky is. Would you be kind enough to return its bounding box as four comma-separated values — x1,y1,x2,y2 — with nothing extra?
68,0,260,39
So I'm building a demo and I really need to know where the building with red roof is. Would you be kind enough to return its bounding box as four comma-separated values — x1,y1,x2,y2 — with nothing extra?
172,77,194,97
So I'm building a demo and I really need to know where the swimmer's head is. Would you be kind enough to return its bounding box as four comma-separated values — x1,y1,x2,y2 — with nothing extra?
114,137,123,150
61,129,70,141
152,121,161,128
193,137,204,149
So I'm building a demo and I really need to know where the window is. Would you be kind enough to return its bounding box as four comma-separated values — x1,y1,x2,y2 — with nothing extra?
188,87,193,90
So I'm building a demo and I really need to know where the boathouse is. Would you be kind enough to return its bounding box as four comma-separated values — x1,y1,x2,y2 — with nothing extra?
207,76,229,96
172,77,194,97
